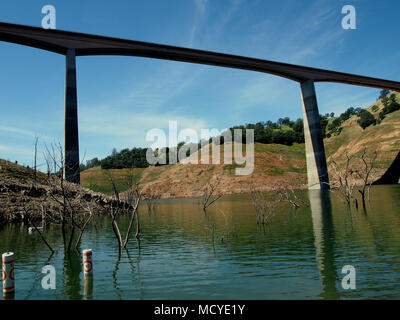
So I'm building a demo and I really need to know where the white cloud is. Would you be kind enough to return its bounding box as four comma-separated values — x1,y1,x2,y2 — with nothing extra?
235,76,298,108
0,124,54,142
0,144,34,157
79,104,209,147
0,125,36,137
188,0,208,47
126,62,204,110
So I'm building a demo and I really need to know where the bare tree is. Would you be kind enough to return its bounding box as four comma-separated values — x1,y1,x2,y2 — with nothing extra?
33,136,39,181
43,150,51,178
329,153,356,205
42,142,92,253
355,149,377,207
108,174,123,253
73,203,94,250
44,142,69,243
249,185,280,227
278,188,308,208
11,140,111,256
21,200,54,253
107,170,141,253
122,170,141,246
201,175,223,213
218,209,234,242
144,188,161,212
328,150,378,208
211,223,215,247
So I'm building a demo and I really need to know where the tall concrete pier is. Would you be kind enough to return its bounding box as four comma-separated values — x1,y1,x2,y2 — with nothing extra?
301,80,329,189
64,49,80,184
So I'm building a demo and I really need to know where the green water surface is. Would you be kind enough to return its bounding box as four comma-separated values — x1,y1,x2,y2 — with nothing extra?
1,185,399,300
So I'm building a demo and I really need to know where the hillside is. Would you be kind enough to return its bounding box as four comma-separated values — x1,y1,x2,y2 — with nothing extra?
0,159,124,223
82,142,307,198
81,92,400,198
325,91,400,180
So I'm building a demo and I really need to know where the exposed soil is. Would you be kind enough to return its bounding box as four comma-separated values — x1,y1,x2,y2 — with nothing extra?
0,159,127,224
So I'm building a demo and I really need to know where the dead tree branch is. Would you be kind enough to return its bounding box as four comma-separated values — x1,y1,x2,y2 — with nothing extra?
249,185,280,227
356,149,377,207
201,175,223,213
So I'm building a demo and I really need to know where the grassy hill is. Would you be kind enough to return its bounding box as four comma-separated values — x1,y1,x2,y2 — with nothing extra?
81,142,307,197
81,91,400,198
325,91,400,177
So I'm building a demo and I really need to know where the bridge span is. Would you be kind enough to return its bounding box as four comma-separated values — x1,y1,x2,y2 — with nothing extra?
1,22,400,188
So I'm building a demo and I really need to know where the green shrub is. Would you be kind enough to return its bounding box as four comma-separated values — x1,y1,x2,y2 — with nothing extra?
327,118,342,131
378,89,391,100
357,110,376,130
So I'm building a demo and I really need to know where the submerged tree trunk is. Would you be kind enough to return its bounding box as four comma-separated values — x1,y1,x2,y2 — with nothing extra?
112,217,123,252
67,226,76,253
135,210,141,239
74,212,93,250
123,210,136,248
27,215,54,253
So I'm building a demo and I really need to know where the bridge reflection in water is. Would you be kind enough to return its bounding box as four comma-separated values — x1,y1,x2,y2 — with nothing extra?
309,190,341,299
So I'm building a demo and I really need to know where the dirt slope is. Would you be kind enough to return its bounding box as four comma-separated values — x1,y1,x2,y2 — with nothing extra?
0,159,120,223
82,143,308,198
81,93,400,199
325,91,400,182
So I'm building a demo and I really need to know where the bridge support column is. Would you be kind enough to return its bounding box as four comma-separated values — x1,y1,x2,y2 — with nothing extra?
64,49,80,184
301,80,329,189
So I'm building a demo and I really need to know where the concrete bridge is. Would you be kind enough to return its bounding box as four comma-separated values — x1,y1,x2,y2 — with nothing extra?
1,22,400,189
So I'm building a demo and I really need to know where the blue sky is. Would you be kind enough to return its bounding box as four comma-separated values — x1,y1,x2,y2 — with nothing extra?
0,0,399,170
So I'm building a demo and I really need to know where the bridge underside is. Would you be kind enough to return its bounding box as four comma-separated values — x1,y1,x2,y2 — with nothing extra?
1,22,400,188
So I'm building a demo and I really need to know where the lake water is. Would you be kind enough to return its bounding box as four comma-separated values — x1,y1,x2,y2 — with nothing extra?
1,185,400,300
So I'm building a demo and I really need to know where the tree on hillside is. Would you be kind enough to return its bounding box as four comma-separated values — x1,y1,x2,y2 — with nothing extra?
265,120,278,129
340,107,362,121
101,147,149,169
327,117,342,132
277,117,291,126
357,110,376,130
111,147,118,157
80,157,101,171
292,118,303,133
354,107,363,115
319,114,329,137
378,89,391,100
384,94,400,113
323,113,335,119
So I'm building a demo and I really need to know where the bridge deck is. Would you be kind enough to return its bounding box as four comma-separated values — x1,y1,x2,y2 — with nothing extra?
0,22,399,90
